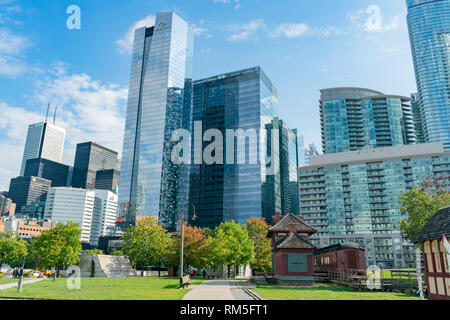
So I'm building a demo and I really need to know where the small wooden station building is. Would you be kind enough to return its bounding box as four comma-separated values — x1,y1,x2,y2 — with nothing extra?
413,206,450,300
267,212,317,286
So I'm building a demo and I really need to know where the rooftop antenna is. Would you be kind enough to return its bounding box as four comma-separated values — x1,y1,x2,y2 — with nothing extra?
53,106,58,124
45,103,50,123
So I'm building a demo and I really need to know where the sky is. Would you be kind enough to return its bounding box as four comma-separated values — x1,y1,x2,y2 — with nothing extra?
0,0,417,190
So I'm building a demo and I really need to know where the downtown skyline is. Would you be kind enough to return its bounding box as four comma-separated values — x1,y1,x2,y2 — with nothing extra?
0,0,418,190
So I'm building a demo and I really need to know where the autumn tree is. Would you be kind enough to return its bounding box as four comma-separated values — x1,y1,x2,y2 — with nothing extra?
122,216,172,276
246,217,272,272
29,222,82,279
169,225,211,272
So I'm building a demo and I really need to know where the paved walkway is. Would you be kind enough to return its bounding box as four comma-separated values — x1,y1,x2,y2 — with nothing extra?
183,279,235,300
0,278,45,290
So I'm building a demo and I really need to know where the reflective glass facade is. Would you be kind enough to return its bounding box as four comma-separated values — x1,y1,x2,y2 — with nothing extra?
407,0,450,151
320,88,417,154
299,143,450,268
189,67,279,228
118,12,193,231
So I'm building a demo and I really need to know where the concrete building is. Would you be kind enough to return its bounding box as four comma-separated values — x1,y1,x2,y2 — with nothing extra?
90,190,118,246
298,142,450,268
20,121,65,176
118,12,194,231
320,88,417,154
44,188,96,243
0,217,54,239
0,195,15,217
24,158,71,187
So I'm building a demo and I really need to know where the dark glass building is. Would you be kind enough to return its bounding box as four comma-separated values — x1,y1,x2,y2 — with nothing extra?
72,142,118,190
320,88,417,154
118,12,193,231
189,67,280,229
24,158,70,187
8,176,51,213
95,169,120,192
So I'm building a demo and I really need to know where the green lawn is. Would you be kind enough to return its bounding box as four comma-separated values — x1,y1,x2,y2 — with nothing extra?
0,279,17,285
254,283,421,300
0,277,205,300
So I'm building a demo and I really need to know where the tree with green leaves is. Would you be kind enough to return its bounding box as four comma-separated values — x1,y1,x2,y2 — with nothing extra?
29,222,82,279
397,175,450,300
83,249,103,255
210,221,255,278
246,217,272,272
122,216,172,276
0,231,28,270
110,250,125,256
398,176,450,240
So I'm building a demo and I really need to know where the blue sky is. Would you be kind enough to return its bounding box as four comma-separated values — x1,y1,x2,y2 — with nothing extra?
0,0,416,190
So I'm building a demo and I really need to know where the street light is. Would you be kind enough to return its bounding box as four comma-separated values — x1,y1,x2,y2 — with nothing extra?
17,256,26,293
179,203,196,289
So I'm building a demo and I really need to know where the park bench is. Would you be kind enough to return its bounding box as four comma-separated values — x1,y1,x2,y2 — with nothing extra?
181,275,191,288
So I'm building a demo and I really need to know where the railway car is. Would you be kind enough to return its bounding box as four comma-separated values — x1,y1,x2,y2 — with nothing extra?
314,243,366,273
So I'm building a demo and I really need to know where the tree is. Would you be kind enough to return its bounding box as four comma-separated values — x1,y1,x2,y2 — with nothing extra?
398,176,450,240
110,250,125,256
169,225,211,272
0,231,28,270
84,249,103,255
210,221,255,278
246,217,272,272
122,216,172,276
29,222,82,279
397,175,450,300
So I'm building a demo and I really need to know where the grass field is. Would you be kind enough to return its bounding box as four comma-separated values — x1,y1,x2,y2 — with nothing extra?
253,283,421,300
0,279,17,285
0,277,205,300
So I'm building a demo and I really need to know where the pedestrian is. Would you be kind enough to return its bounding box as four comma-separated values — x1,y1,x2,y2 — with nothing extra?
202,268,207,279
12,268,16,279
19,268,23,279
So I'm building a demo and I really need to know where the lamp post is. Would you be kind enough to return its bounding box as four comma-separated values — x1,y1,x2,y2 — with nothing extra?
179,203,196,289
17,256,26,293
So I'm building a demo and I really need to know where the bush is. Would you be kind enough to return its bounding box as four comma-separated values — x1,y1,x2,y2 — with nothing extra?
23,272,35,279
0,272,4,278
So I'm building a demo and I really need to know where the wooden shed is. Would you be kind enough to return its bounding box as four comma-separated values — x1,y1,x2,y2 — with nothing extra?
313,243,367,273
413,206,450,300
267,212,317,286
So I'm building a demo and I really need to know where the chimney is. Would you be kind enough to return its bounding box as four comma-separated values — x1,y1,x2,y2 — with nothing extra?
273,212,281,225
289,224,297,234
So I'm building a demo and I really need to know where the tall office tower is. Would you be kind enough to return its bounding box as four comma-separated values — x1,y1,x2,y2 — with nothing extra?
8,176,51,213
189,67,279,228
407,0,450,151
44,188,96,243
278,119,300,216
90,190,118,246
410,93,426,143
72,142,118,190
320,88,417,154
20,122,66,176
299,142,450,268
24,158,70,187
118,12,193,231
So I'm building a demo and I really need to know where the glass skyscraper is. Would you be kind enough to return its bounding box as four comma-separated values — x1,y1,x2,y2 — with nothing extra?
407,0,450,151
320,88,417,154
118,12,193,231
189,67,280,228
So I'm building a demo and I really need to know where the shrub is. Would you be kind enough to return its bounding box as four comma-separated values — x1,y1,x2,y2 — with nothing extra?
0,272,4,278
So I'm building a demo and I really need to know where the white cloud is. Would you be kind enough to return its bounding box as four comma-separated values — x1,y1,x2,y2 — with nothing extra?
0,28,29,76
228,19,266,41
0,65,128,190
214,0,240,10
116,15,156,54
346,7,400,33
192,20,213,38
271,23,309,38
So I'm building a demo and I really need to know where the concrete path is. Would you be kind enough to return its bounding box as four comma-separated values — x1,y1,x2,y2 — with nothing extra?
182,279,235,300
0,278,45,290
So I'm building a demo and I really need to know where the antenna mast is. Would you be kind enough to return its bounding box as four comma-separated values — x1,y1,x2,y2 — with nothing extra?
53,106,58,124
45,103,50,123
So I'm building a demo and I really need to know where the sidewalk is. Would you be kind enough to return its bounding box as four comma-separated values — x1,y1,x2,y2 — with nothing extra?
182,279,235,300
0,278,45,290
